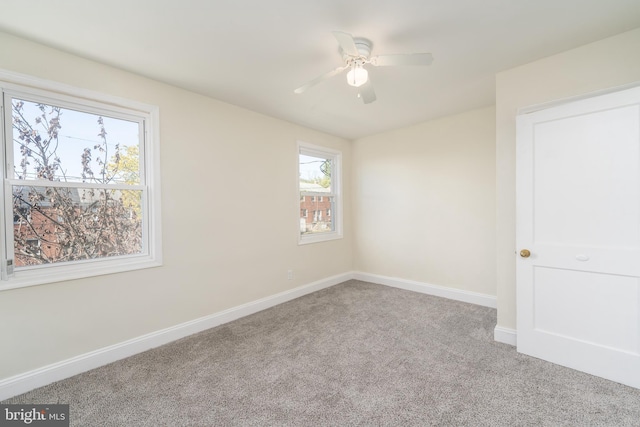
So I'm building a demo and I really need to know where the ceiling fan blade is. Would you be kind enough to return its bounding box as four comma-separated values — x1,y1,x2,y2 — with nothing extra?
332,31,359,57
294,65,349,94
370,53,434,67
358,79,376,104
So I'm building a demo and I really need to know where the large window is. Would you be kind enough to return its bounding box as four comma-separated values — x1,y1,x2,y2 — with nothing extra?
0,72,161,289
298,141,342,244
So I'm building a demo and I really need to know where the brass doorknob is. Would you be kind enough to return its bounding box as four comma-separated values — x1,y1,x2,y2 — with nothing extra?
520,249,531,258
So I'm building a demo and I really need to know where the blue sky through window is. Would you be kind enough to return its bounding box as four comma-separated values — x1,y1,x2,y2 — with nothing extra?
12,98,139,184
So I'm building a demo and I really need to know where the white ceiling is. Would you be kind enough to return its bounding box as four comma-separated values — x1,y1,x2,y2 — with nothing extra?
1,1,639,140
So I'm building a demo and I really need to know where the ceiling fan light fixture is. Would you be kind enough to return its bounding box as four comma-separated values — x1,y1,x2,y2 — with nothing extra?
293,31,432,104
346,65,368,87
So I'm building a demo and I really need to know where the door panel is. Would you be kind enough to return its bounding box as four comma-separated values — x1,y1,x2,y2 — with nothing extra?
533,105,640,248
533,267,639,354
517,86,640,389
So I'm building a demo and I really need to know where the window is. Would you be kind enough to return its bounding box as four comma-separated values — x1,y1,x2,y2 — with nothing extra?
0,71,161,289
298,141,342,244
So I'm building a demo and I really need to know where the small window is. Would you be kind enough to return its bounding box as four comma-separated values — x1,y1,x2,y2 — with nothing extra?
298,141,342,244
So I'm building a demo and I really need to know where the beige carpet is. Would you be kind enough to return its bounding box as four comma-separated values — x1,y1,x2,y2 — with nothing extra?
5,280,640,426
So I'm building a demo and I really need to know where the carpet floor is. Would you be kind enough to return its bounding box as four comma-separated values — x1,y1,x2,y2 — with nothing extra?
5,280,640,426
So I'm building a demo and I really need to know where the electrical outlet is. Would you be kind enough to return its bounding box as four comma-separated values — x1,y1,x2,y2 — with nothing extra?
287,269,294,280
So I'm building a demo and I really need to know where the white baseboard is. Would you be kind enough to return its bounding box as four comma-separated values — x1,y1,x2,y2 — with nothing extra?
494,326,517,346
353,272,497,308
0,272,353,401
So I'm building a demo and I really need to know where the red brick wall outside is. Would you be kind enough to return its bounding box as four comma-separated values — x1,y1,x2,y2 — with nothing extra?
300,195,332,232
13,209,63,266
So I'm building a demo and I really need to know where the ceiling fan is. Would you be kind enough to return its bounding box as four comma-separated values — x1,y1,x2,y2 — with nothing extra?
294,31,434,104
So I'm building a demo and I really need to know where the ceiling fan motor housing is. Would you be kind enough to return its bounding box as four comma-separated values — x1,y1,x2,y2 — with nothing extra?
341,37,373,60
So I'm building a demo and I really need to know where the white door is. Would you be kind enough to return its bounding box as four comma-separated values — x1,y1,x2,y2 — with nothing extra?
516,85,640,389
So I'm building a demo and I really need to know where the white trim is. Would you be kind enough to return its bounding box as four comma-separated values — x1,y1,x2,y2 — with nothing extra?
494,326,517,346
0,68,162,290
0,272,353,400
353,272,497,308
6,179,146,190
517,80,640,116
0,69,155,114
297,140,343,245
298,230,342,245
0,256,162,291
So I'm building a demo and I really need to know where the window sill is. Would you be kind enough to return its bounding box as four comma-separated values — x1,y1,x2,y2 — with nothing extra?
0,256,162,291
298,231,343,245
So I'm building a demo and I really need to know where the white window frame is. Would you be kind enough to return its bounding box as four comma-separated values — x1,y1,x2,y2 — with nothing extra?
297,141,342,245
0,70,162,290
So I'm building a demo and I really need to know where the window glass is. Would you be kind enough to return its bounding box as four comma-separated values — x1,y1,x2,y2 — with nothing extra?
299,153,332,191
8,97,144,269
12,98,140,184
12,186,143,267
298,143,341,244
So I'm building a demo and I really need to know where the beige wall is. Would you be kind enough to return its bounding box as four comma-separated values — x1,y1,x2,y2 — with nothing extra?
0,32,353,380
6,23,639,385
353,106,496,296
496,27,640,330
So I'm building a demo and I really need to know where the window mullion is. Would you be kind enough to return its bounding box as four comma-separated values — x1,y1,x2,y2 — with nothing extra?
3,92,15,180
1,92,15,279
6,179,145,191
139,119,147,186
300,191,334,197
